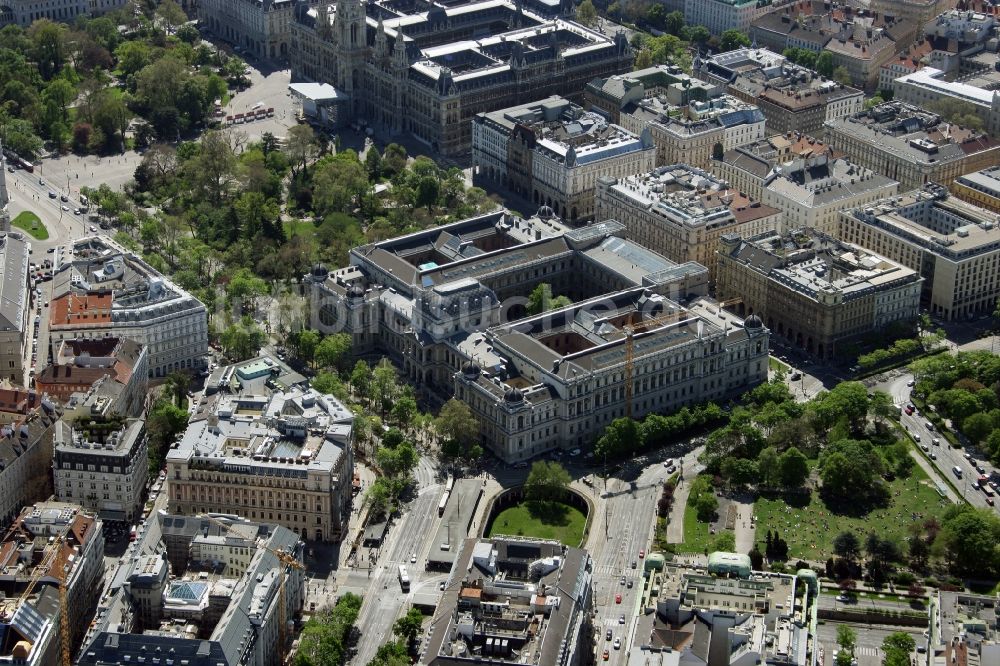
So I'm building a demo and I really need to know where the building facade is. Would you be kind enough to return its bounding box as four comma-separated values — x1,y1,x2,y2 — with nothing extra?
683,0,780,36
0,502,104,659
200,0,296,61
891,67,1000,136
289,0,632,156
48,236,208,378
594,164,783,282
716,229,922,357
0,399,60,526
472,97,655,223
167,384,355,542
837,183,1000,321
35,337,148,416
617,94,766,170
421,536,593,666
53,416,149,522
79,513,305,666
0,232,30,385
583,64,711,123
306,210,770,462
951,165,1000,213
824,101,1000,190
694,47,864,136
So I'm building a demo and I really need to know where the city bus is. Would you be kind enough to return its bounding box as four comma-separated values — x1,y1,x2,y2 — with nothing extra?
398,565,410,592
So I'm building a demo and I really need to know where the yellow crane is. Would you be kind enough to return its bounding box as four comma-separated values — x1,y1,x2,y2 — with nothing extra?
14,533,71,666
623,309,689,418
198,515,305,659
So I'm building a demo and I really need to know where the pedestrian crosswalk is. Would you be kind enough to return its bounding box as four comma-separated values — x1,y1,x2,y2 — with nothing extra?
855,646,880,658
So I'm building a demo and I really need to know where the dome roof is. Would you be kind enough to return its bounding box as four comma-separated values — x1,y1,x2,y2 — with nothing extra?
311,263,329,278
347,284,365,299
504,386,524,403
536,205,555,219
461,360,481,377
744,314,763,329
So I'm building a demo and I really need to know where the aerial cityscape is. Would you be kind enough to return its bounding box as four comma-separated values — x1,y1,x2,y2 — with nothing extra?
2,0,1000,665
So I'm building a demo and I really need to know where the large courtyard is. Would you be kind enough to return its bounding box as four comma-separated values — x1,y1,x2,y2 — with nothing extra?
487,500,587,547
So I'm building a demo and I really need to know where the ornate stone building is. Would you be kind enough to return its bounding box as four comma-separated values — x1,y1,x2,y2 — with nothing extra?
289,0,634,155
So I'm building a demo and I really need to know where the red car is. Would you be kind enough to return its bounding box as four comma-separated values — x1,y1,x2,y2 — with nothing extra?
603,650,610,661
615,593,622,604
904,406,914,415
639,549,645,558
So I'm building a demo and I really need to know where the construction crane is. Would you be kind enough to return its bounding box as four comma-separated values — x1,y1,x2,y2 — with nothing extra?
15,533,72,666
199,515,305,659
623,309,691,418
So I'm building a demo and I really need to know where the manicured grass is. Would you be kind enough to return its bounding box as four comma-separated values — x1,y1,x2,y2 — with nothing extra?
284,219,317,239
11,211,49,240
753,463,950,562
487,500,587,547
680,494,725,554
768,357,789,373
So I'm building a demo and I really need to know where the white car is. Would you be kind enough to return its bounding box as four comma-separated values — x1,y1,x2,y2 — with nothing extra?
613,638,621,650
410,553,417,564
663,458,674,468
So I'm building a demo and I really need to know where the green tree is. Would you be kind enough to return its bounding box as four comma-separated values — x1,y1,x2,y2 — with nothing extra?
28,19,67,79
963,412,995,444
576,0,598,26
524,460,572,500
434,398,479,449
293,328,321,366
719,29,750,52
832,66,852,86
370,640,409,666
526,282,572,314
394,605,424,645
864,95,885,110
314,333,352,371
147,398,189,474
665,10,685,35
815,51,834,77
596,417,643,459
938,505,1000,574
721,457,758,486
377,440,419,478
382,142,408,177
350,360,372,398
365,146,382,181
294,593,363,666
777,446,809,488
157,0,188,28
285,124,317,176
712,530,736,552
390,394,418,426
226,268,269,310
311,371,348,399
313,152,369,215
757,446,781,488
833,530,861,561
164,371,190,408
836,625,856,656
220,317,266,361
684,25,710,44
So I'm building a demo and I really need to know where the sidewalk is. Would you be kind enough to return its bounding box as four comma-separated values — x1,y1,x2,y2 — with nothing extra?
666,476,692,544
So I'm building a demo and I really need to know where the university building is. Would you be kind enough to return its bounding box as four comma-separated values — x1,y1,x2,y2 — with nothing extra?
306,209,769,462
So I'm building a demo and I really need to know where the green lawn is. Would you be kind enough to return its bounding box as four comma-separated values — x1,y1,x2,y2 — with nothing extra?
487,501,587,547
753,463,950,562
283,219,317,239
11,211,49,240
680,496,731,554
768,357,789,373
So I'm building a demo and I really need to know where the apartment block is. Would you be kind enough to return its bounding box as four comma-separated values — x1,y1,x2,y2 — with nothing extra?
683,0,777,36
892,67,1000,136
0,399,60,525
472,96,655,224
951,165,1000,213
617,94,766,170
0,502,104,664
420,536,593,666
594,165,782,281
35,336,148,417
715,137,900,236
200,0,295,61
0,232,30,385
53,415,148,522
695,47,863,136
584,64,714,123
838,183,1000,321
167,380,355,542
716,229,922,358
48,236,208,378
79,513,305,666
824,101,1000,190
